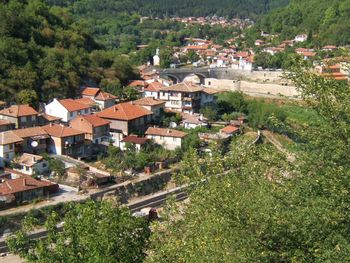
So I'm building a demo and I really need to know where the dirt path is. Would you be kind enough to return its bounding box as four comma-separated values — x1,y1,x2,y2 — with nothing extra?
262,130,296,163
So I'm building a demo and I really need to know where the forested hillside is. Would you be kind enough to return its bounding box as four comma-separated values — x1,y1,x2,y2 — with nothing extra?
47,0,289,19
257,0,350,45
0,0,137,104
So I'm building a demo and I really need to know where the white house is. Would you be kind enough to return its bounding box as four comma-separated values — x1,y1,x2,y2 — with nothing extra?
45,99,92,123
0,131,23,167
143,82,164,99
145,127,187,151
182,114,208,129
13,153,49,176
294,34,308,43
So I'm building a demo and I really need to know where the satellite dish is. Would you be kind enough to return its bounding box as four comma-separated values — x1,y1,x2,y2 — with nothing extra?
169,122,177,128
31,141,39,148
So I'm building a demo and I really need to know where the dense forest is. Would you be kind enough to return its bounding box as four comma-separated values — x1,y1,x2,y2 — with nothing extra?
0,0,137,104
257,0,350,45
47,0,289,19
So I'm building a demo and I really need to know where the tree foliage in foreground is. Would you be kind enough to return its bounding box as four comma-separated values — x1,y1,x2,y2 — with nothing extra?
147,66,350,261
7,200,150,263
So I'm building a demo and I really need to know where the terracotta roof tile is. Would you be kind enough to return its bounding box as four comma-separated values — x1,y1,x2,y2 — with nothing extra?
128,80,148,87
81,87,100,97
133,97,165,107
202,88,221,95
145,127,187,138
95,91,117,101
59,99,91,112
0,176,55,196
162,82,203,93
73,115,110,127
13,127,48,139
121,135,149,144
0,120,12,126
43,124,84,138
144,82,164,92
74,97,96,107
96,102,152,121
13,153,44,167
0,131,23,145
221,125,239,134
0,105,38,117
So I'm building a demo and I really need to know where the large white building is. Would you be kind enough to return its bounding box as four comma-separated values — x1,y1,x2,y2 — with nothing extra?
45,99,92,123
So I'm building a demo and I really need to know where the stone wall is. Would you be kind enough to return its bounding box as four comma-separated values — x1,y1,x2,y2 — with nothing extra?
204,78,300,98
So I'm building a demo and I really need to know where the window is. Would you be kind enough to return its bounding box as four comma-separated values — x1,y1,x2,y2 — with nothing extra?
21,116,26,122
9,144,13,150
208,81,211,85
31,115,36,121
173,137,177,142
43,163,47,168
84,109,88,114
25,167,30,171
70,112,74,117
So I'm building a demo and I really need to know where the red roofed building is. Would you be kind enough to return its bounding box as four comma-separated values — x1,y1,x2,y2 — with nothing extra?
70,115,111,144
45,98,92,123
120,135,149,152
220,125,240,136
96,102,153,145
43,124,87,157
132,97,165,118
0,131,23,167
0,105,38,129
143,82,165,99
145,127,187,150
0,176,59,206
81,87,117,110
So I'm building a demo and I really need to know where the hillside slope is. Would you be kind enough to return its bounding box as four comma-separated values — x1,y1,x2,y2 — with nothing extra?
47,0,289,19
257,0,350,45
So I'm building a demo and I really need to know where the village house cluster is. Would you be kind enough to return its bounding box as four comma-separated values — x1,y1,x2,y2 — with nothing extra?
0,75,230,207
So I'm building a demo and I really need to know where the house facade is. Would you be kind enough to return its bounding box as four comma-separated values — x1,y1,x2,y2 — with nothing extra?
45,99,92,123
43,124,87,157
0,105,38,129
159,82,203,114
0,120,15,132
96,103,153,144
0,131,23,167
13,127,49,155
81,87,117,110
70,115,111,144
13,153,49,176
132,97,165,118
145,127,187,150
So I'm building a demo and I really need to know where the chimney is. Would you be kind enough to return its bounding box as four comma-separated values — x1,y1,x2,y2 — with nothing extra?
200,114,203,121
50,122,54,127
32,156,36,162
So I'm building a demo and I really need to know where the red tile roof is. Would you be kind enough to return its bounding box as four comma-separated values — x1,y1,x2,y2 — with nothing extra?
0,131,23,145
162,82,203,93
186,45,209,50
74,97,96,107
0,120,12,126
95,91,117,101
96,102,152,121
0,176,55,196
144,82,164,92
202,88,221,95
59,99,91,112
121,135,149,144
221,125,239,134
128,80,148,87
13,153,44,167
0,105,38,117
13,127,48,139
40,113,62,122
132,97,165,107
81,87,100,97
145,127,187,138
43,124,84,138
74,115,110,127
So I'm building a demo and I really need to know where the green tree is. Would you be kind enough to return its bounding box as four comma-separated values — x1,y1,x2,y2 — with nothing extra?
7,200,150,263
